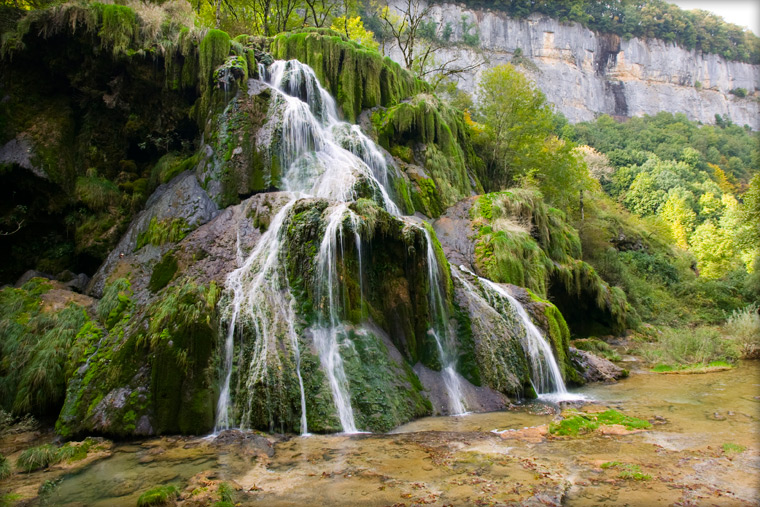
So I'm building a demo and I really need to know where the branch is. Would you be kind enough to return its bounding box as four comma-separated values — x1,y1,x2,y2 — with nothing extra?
0,220,24,236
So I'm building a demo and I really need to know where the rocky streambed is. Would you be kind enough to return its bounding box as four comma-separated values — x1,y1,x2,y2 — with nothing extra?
2,361,757,506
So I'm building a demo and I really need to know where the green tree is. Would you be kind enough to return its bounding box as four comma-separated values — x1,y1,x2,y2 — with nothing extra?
331,15,378,50
690,221,739,279
475,64,588,211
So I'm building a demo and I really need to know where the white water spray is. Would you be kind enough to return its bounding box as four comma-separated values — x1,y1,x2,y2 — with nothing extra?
457,266,581,402
215,59,400,434
421,228,467,415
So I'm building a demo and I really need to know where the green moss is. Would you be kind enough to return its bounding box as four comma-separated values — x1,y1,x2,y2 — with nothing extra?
199,29,231,91
135,217,192,250
142,280,220,434
341,328,430,432
97,278,133,330
149,253,178,293
271,31,425,123
374,95,483,215
98,4,137,57
137,485,179,507
549,409,651,436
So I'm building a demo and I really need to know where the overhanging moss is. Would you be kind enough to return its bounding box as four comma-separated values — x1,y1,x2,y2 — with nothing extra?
471,189,632,335
374,94,484,216
270,30,426,122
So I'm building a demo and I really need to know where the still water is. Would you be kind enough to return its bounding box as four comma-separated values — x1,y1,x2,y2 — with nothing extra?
38,362,760,506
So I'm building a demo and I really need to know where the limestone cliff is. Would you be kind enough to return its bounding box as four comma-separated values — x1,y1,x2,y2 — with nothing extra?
405,2,760,129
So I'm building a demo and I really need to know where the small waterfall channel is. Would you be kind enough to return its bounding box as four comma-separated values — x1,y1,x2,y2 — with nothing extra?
422,228,467,415
215,60,463,434
455,266,578,401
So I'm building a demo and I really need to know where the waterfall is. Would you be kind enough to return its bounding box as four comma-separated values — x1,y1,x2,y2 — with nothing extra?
215,59,400,434
421,228,467,415
457,266,576,401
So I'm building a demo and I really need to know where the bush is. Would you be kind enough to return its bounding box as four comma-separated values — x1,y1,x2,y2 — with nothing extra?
724,305,760,358
16,444,59,473
730,87,747,98
137,485,179,506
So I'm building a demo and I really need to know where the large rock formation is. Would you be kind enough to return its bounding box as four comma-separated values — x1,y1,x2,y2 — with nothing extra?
396,2,760,129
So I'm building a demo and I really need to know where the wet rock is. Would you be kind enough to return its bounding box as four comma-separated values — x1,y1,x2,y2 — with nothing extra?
569,348,626,383
413,363,509,415
15,269,55,287
88,172,218,298
63,273,90,293
212,429,275,458
433,197,478,271
0,135,48,180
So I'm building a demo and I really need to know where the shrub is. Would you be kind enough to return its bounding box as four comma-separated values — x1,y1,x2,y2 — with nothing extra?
724,305,760,358
730,87,747,98
137,485,179,506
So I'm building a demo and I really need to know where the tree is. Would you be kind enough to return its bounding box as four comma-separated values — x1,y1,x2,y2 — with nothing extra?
331,15,379,50
475,64,589,211
376,0,482,88
304,0,343,27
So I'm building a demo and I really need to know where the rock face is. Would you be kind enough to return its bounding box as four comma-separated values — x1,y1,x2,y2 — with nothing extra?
569,347,627,383
395,2,760,128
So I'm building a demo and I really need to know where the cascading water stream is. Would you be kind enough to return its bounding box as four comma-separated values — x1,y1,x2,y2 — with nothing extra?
456,266,576,401
215,59,400,434
421,228,467,416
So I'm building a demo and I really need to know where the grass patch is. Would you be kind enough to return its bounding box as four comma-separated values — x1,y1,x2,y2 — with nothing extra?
16,444,59,473
722,443,746,454
549,409,651,436
652,360,733,374
0,454,10,480
55,438,100,463
638,326,738,368
137,484,179,506
601,461,651,480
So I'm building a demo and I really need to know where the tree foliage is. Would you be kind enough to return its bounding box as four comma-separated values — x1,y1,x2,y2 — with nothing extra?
473,64,589,211
569,113,759,282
